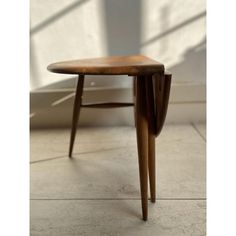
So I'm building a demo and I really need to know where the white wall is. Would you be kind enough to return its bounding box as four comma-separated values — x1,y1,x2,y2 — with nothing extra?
30,0,206,127
30,0,206,90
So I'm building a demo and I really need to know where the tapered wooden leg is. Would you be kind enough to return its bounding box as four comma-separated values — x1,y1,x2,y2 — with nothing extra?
135,76,149,221
69,74,84,158
148,133,156,202
133,76,137,127
145,76,156,203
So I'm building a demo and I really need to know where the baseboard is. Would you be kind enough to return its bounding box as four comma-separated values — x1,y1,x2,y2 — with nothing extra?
30,83,206,128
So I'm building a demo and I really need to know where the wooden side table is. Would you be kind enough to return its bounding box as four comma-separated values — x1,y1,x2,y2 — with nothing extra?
47,55,172,221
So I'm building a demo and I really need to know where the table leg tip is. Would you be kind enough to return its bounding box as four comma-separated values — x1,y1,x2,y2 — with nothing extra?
151,198,156,203
143,216,148,221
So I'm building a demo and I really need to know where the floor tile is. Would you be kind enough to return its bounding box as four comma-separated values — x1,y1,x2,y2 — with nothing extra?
30,125,206,199
30,127,136,162
30,199,206,236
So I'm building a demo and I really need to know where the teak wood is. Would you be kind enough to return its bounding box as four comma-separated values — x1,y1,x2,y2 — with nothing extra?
135,75,149,220
47,55,172,221
47,55,164,75
145,75,157,202
69,74,84,158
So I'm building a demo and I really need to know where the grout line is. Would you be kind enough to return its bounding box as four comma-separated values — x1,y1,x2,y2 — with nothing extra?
30,198,206,201
191,123,206,142
170,101,205,104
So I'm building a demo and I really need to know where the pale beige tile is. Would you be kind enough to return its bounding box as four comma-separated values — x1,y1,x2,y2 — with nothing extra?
30,146,139,199
30,199,206,236
30,127,136,162
30,125,205,199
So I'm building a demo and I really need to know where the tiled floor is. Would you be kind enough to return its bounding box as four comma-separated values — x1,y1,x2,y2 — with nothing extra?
30,124,206,236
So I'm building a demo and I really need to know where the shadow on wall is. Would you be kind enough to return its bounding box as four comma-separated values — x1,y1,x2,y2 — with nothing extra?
141,11,206,47
30,1,206,126
30,0,90,90
34,36,206,91
82,0,142,88
30,0,90,35
30,0,205,90
30,0,142,90
103,0,141,56
168,37,206,84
